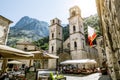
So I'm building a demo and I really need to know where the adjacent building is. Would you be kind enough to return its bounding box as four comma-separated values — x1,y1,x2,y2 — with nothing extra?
16,41,38,51
0,15,13,45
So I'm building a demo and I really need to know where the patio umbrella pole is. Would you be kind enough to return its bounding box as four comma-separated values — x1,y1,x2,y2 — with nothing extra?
29,59,33,67
42,59,44,69
2,58,8,72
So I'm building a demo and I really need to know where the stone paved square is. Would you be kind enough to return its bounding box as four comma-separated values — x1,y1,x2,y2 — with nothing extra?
64,73,111,80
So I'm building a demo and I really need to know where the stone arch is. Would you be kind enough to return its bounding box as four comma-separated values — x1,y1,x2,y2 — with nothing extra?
72,11,76,16
58,52,72,64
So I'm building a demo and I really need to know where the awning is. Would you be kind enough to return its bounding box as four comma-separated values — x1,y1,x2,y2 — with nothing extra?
60,59,97,64
30,51,59,59
0,45,34,59
8,60,23,64
0,45,58,59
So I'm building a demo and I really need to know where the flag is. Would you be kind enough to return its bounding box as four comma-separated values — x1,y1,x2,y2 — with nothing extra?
88,26,97,46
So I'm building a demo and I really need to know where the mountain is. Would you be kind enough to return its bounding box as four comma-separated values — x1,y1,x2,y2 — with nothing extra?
7,16,49,47
7,14,101,48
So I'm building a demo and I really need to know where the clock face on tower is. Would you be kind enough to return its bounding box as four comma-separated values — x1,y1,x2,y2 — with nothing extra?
0,26,4,38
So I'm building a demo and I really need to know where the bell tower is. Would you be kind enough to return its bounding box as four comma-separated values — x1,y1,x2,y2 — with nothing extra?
48,18,63,69
68,6,86,59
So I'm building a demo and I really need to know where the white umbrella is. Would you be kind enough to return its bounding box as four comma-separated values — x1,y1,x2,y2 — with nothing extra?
88,60,97,64
30,51,59,59
60,59,90,64
60,59,97,64
8,60,23,64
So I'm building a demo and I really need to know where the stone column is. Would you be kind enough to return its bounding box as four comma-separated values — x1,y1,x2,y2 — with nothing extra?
29,59,33,67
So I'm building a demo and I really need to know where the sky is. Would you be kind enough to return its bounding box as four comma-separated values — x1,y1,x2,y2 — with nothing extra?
0,0,97,26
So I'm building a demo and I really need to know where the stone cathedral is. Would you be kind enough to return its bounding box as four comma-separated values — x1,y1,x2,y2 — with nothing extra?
48,6,98,69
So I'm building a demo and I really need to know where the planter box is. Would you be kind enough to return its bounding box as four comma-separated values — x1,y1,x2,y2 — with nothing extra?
48,77,66,80
56,77,66,80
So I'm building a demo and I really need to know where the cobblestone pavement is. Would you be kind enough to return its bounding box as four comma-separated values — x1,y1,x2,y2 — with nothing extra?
64,73,111,80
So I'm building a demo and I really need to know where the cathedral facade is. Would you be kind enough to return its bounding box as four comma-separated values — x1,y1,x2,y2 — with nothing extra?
48,6,98,69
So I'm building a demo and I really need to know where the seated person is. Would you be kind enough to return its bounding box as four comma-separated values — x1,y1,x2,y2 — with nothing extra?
82,67,86,72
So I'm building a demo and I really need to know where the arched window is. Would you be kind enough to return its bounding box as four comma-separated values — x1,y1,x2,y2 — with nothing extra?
72,11,76,16
82,39,84,48
74,41,77,49
52,33,54,39
67,43,70,48
53,20,54,24
58,48,61,53
118,61,120,64
24,47,27,51
52,46,54,52
73,26,76,32
83,42,84,49
59,32,60,35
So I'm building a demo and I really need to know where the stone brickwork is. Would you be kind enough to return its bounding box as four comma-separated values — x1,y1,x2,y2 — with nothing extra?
63,38,70,50
96,0,120,79
68,6,86,60
96,36,106,67
85,46,98,60
16,41,37,51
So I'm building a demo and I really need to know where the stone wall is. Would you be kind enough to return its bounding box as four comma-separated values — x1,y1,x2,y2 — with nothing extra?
63,38,70,50
96,0,120,79
96,36,106,67
16,42,37,51
85,46,98,61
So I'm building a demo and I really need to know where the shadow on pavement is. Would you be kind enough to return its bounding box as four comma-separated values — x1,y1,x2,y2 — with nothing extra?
98,75,112,80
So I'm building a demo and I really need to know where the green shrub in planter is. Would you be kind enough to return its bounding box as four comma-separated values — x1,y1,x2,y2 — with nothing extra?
49,72,55,80
55,75,64,79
